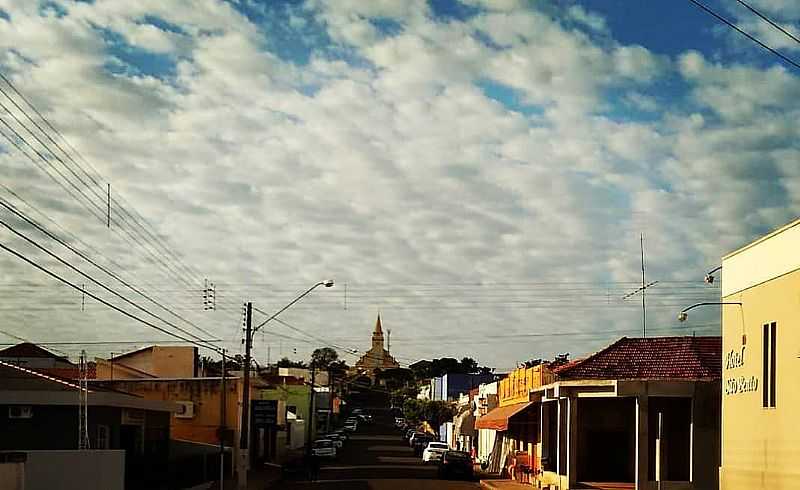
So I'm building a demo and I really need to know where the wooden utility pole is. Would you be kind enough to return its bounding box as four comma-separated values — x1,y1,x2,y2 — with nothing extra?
237,303,252,489
306,364,316,454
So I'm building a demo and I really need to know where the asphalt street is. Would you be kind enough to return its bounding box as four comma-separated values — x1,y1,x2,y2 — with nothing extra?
276,412,480,489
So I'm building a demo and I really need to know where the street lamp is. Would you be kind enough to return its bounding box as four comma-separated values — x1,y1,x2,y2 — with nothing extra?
237,280,334,490
704,265,722,284
252,280,334,333
677,302,742,322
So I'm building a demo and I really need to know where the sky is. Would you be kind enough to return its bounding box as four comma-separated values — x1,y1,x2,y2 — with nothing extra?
0,0,799,371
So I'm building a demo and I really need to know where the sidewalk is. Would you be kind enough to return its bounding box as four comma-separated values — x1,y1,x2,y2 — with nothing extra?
480,479,534,489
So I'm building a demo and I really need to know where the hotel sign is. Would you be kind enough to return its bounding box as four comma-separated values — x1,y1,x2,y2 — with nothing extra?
724,345,759,396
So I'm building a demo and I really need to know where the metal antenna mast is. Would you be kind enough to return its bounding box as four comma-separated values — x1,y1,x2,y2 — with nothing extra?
641,233,646,337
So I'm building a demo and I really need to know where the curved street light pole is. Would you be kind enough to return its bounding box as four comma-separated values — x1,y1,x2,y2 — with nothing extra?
677,302,742,322
253,280,334,333
238,280,334,490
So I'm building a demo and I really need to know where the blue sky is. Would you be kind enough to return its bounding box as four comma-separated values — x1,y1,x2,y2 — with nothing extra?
0,0,798,367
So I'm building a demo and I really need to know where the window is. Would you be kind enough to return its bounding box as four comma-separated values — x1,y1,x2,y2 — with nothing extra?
762,322,777,408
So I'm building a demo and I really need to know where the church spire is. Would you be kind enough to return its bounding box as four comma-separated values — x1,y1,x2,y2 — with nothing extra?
371,314,385,352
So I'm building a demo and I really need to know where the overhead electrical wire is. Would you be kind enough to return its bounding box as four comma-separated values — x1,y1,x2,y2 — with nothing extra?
0,216,220,352
687,0,800,70
734,0,800,47
0,198,217,340
0,72,203,285
0,118,196,290
0,239,223,354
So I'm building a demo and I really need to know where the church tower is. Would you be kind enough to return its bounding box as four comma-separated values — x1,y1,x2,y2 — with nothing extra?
372,314,385,352
351,313,400,379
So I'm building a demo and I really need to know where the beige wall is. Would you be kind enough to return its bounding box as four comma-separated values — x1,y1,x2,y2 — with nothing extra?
97,346,196,379
720,266,800,489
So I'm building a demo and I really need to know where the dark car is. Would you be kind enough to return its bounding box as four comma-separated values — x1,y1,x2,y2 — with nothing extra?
438,450,474,480
403,428,415,441
412,434,435,456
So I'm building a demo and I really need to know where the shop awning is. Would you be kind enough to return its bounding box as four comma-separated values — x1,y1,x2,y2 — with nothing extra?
475,402,533,431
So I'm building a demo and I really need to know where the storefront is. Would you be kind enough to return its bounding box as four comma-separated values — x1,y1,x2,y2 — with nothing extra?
536,336,721,490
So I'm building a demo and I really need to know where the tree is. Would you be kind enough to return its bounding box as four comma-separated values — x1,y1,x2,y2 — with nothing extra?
376,367,415,391
401,398,455,429
459,357,479,373
310,347,339,369
276,357,307,368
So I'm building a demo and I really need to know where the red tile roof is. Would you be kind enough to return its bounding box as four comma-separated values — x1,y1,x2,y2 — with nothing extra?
554,336,721,380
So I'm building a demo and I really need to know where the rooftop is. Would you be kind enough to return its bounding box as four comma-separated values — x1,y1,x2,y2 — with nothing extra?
553,336,721,381
0,342,72,363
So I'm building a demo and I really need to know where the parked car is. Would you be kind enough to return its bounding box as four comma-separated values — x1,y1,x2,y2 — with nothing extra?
332,429,348,441
394,417,406,427
403,429,416,441
408,432,428,447
343,421,358,432
327,433,344,448
312,439,337,459
438,450,474,480
411,433,435,455
422,441,450,463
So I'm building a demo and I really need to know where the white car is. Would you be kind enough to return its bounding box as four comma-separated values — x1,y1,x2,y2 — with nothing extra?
422,441,450,463
312,439,337,458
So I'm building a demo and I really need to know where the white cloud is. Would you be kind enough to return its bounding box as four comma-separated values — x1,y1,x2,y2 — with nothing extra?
0,0,797,368
567,5,608,33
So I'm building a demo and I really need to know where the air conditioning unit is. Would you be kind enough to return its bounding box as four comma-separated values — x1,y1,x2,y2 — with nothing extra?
174,401,195,419
9,406,33,419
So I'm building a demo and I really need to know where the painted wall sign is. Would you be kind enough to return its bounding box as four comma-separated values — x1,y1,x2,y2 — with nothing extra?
725,346,746,370
725,376,759,395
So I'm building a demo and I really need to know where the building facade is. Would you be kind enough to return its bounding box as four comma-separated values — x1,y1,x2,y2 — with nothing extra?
719,217,800,489
537,336,721,490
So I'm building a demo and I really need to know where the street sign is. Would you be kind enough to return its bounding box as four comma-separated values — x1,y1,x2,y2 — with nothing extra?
251,399,277,428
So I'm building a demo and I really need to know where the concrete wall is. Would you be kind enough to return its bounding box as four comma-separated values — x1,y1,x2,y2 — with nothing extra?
100,378,240,445
721,261,800,489
105,346,196,378
18,450,124,490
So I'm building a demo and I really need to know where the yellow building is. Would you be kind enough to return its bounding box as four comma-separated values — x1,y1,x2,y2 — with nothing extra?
720,217,800,489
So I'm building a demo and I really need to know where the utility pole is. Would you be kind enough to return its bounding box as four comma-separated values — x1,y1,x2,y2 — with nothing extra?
219,348,227,490
327,368,334,433
306,364,316,454
237,303,252,490
78,350,90,449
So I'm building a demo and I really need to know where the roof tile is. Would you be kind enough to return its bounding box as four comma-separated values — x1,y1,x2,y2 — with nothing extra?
554,336,721,380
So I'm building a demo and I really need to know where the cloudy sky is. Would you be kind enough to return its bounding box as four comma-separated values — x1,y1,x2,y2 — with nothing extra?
1,0,798,370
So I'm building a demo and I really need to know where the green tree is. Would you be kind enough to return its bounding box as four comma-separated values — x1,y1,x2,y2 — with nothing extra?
310,347,339,369
276,357,307,368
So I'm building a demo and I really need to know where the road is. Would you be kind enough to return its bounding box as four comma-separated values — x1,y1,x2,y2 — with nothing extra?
276,411,480,489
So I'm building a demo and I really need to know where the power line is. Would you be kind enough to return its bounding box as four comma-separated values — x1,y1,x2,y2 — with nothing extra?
734,0,800,47
687,0,800,70
0,119,196,290
0,71,202,284
0,223,221,353
0,239,222,354
0,198,217,340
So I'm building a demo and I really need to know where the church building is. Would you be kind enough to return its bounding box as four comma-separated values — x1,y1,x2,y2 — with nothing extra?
352,315,399,378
